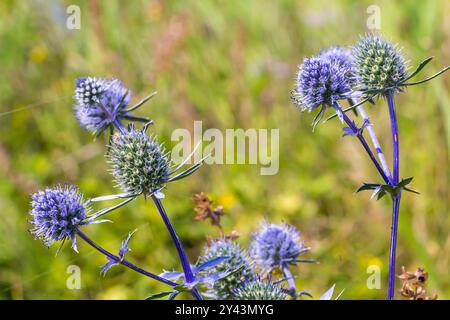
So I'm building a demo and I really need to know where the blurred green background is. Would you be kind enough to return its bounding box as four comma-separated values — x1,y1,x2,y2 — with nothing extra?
0,0,449,300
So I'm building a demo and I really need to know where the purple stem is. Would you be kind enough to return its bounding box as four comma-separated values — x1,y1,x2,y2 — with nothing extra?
151,195,203,300
76,229,177,287
388,195,401,300
333,102,390,185
386,92,402,300
282,264,297,299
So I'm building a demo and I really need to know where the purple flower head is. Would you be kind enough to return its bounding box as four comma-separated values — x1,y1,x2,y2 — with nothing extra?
234,277,288,300
250,222,309,272
29,185,90,252
73,77,131,136
291,56,352,112
319,46,355,85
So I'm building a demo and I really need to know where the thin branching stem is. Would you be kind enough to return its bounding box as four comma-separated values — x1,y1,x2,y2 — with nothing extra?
333,102,390,185
351,98,394,184
76,229,177,287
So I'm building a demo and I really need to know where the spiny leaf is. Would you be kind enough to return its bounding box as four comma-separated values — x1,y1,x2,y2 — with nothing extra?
357,177,418,200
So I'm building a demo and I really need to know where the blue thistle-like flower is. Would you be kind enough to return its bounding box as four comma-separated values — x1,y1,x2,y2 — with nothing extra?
107,125,171,196
234,278,288,300
249,222,309,272
73,77,131,136
291,56,352,112
353,34,408,94
319,46,355,84
199,238,255,300
29,185,90,251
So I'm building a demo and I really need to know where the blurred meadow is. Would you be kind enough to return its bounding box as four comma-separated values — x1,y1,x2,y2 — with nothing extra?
0,0,449,300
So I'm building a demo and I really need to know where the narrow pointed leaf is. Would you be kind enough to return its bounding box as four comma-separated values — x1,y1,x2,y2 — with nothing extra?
402,66,450,86
335,289,345,300
404,57,433,81
195,256,230,273
159,270,184,281
168,291,180,300
312,105,326,131
319,284,335,300
145,291,174,300
170,141,203,174
86,197,135,220
91,192,138,202
127,92,157,112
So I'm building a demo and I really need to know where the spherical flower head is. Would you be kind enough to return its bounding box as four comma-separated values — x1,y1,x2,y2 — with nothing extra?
319,46,355,84
234,278,288,300
292,57,352,112
73,77,131,135
199,238,255,300
75,77,109,106
250,222,306,272
353,34,408,94
107,126,171,196
29,185,89,251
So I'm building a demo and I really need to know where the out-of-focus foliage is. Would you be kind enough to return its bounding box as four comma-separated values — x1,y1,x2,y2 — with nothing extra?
0,0,449,300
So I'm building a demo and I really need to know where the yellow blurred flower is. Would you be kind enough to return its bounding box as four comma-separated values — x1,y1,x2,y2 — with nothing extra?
367,257,383,268
218,191,236,209
29,44,48,63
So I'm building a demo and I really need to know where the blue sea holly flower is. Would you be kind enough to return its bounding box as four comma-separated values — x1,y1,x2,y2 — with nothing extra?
75,77,111,107
104,124,207,200
74,77,150,136
234,278,289,300
291,56,352,128
29,185,91,252
319,46,355,84
353,34,408,95
107,125,171,196
249,222,309,273
199,238,255,300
